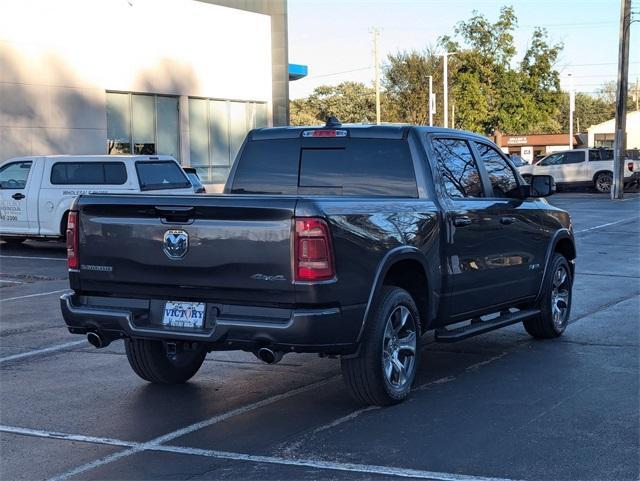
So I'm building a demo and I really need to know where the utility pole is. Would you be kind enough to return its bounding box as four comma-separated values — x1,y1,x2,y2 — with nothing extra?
428,75,433,126
612,0,631,200
371,27,381,125
441,51,456,128
451,103,456,129
569,73,575,149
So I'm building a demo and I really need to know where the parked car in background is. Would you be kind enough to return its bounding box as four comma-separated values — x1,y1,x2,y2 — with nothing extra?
61,121,576,406
183,167,206,194
0,155,194,244
518,148,640,193
509,154,529,167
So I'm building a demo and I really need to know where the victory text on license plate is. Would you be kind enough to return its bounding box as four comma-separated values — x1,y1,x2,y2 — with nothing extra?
163,302,205,328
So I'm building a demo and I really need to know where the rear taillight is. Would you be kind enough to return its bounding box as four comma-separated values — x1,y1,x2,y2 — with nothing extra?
628,162,634,172
294,218,335,282
66,211,79,270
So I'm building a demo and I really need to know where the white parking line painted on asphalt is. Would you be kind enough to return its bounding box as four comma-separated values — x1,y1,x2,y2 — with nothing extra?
0,340,86,365
2,424,517,481
0,255,66,261
153,444,517,481
44,375,342,481
0,289,68,303
0,279,22,284
575,217,638,234
0,425,136,448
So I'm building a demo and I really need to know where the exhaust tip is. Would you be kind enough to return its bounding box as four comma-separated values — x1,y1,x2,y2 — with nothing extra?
87,332,104,349
256,347,283,364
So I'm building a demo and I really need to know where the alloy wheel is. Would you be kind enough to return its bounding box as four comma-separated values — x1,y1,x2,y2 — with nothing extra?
382,305,417,389
551,265,570,328
596,174,612,193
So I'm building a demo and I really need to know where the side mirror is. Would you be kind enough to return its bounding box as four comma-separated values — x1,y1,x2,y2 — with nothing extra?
529,175,555,197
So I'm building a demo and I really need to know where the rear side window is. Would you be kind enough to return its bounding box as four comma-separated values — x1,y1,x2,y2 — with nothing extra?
475,143,519,198
590,149,613,161
135,161,190,191
431,138,483,198
230,138,418,197
50,162,127,185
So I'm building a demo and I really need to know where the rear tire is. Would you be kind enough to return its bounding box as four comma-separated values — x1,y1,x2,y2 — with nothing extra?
341,286,420,406
125,339,207,384
524,253,572,339
594,172,613,193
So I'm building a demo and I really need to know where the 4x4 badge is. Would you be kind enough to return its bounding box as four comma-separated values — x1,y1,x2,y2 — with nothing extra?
163,230,188,259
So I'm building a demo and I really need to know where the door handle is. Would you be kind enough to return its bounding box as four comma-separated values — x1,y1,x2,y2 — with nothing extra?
453,216,472,227
11,193,25,200
500,216,516,225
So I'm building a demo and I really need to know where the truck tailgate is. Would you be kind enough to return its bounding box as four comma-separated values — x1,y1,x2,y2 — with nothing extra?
74,194,297,305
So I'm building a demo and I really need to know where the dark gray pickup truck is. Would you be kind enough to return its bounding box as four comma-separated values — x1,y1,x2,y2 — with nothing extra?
61,120,576,406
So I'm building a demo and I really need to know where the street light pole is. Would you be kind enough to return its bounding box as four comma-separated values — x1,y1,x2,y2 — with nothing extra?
569,73,574,150
428,75,433,126
612,0,631,200
442,51,456,128
371,27,382,125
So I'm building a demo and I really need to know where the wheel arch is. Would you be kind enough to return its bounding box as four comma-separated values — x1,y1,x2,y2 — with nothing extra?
357,247,438,342
592,169,613,184
535,229,576,303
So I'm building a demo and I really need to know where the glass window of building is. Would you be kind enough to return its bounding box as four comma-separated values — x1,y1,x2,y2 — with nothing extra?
106,92,179,159
189,98,268,183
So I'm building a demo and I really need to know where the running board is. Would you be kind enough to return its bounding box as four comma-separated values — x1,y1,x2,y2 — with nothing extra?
435,309,541,343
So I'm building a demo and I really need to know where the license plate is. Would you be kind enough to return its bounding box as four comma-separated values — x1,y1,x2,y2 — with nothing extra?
162,301,205,329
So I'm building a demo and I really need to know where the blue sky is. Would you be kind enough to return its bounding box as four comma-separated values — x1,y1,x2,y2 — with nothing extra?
288,0,640,99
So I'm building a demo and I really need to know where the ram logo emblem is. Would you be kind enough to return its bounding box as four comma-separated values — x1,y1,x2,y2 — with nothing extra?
163,230,189,259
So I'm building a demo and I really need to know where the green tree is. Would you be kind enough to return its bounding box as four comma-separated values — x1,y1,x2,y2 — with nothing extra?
383,7,563,135
383,47,442,125
289,82,376,126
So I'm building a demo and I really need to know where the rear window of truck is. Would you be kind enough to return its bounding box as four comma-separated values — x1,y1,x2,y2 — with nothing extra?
230,138,418,197
50,162,127,185
135,161,191,191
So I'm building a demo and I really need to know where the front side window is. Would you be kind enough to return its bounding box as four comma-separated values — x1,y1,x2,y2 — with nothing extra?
539,153,563,166
50,162,127,185
431,138,483,198
0,161,31,189
135,161,190,191
475,143,518,198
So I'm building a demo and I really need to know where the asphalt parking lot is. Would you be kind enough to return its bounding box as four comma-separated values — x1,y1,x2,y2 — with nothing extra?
1,192,638,481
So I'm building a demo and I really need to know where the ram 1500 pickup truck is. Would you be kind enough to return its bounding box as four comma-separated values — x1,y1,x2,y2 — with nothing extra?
61,120,576,406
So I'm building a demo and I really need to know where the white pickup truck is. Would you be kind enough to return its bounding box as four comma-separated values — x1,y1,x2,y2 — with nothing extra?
517,148,640,193
0,155,196,244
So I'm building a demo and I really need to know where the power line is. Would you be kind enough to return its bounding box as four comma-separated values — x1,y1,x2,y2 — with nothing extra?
297,66,373,81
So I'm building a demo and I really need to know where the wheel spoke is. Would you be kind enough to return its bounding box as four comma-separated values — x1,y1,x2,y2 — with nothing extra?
384,321,394,343
398,331,416,355
384,359,394,380
393,306,409,335
391,356,407,385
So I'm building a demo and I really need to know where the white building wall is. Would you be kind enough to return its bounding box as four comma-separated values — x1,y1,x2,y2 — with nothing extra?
0,0,272,163
587,111,640,149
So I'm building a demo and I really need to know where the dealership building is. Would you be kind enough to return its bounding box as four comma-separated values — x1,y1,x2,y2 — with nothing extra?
0,0,299,190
